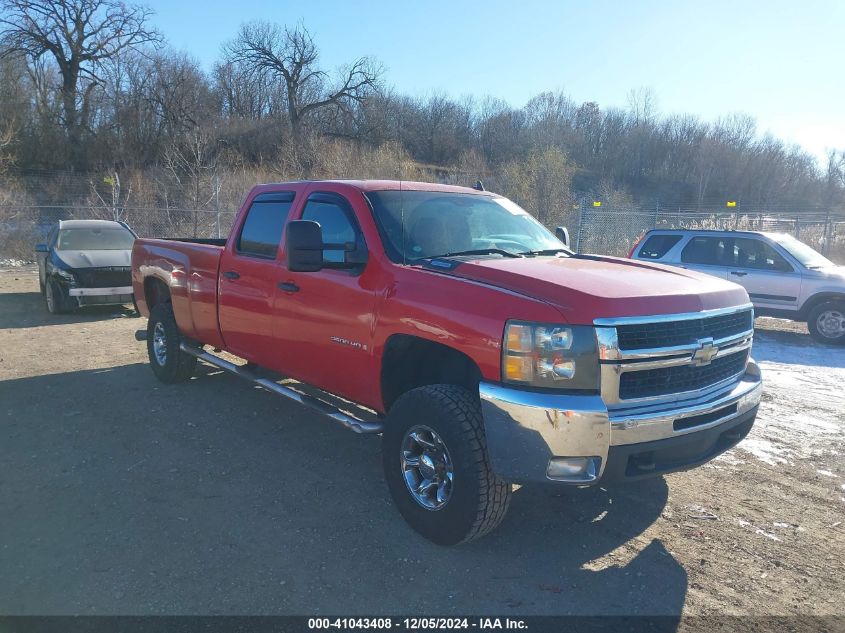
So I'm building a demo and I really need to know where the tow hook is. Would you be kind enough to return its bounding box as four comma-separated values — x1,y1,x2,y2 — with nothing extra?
134,329,147,341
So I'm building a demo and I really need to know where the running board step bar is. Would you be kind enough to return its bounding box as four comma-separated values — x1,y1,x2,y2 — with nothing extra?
179,343,383,435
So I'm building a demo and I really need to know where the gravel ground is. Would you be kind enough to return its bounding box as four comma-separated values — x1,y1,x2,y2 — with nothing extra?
0,264,843,617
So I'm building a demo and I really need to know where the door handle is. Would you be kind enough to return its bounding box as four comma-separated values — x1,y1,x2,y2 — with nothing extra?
223,271,240,280
277,281,300,293
730,271,748,277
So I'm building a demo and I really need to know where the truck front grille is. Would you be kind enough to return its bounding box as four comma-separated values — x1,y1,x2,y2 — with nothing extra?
618,351,749,400
616,309,753,349
74,266,131,288
596,306,754,405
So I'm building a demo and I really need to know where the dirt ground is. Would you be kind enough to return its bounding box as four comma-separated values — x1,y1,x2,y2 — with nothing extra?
0,264,843,617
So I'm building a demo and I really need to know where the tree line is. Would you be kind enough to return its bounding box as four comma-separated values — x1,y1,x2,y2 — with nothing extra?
1,0,844,221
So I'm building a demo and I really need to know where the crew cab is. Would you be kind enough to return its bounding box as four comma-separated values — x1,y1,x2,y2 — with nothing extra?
132,181,762,544
36,219,137,314
630,229,845,344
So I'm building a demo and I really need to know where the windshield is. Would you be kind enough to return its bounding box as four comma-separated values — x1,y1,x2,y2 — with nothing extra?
365,190,565,262
57,227,135,251
768,233,833,269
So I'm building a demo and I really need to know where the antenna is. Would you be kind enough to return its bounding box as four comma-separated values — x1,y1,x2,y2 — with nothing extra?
398,102,406,265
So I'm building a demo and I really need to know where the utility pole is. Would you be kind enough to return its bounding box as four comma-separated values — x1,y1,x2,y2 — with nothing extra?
575,198,585,252
214,175,221,239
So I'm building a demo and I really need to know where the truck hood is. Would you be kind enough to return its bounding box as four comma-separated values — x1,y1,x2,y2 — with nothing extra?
56,249,132,269
442,255,750,323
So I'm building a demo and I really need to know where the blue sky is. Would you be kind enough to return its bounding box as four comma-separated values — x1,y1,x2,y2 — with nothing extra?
146,0,845,168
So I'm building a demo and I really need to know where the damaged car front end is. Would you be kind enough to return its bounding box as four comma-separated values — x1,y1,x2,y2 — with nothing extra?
36,220,136,314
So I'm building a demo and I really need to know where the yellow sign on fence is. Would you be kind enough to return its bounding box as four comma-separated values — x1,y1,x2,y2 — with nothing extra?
726,201,737,208
593,201,602,207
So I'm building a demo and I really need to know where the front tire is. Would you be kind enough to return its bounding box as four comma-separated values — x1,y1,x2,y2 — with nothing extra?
147,303,197,383
807,300,845,345
45,279,71,314
382,384,512,545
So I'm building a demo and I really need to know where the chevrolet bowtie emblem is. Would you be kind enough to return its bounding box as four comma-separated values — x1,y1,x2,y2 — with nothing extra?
691,338,718,366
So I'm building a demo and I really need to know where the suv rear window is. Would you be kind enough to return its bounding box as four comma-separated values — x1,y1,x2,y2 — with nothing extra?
681,236,730,265
637,234,682,259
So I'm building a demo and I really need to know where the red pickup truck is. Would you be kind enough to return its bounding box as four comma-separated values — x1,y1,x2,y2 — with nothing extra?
132,180,762,544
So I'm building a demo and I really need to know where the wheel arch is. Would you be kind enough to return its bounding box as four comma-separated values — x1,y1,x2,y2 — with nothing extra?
799,292,845,319
144,276,172,310
380,334,483,413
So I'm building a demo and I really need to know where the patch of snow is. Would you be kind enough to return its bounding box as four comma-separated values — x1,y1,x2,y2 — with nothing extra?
0,258,32,267
726,332,845,466
737,518,783,541
817,469,836,477
755,529,781,542
772,522,790,528
713,453,744,466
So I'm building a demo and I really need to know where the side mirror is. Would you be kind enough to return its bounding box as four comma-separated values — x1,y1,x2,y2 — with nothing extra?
286,221,324,272
35,243,48,253
555,226,570,248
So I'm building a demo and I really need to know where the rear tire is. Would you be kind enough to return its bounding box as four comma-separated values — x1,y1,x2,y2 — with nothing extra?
382,384,512,545
147,303,197,383
807,300,845,345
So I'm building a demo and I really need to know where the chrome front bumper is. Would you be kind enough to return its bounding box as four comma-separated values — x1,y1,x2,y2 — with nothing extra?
479,359,762,484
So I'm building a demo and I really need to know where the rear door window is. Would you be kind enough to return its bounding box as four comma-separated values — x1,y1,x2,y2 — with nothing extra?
237,192,295,258
681,236,731,266
638,234,682,259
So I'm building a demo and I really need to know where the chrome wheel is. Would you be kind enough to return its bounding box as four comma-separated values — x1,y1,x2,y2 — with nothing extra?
401,425,454,511
816,309,845,339
152,321,167,365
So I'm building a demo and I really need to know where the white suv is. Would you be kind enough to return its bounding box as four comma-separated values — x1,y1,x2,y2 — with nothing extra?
629,229,845,345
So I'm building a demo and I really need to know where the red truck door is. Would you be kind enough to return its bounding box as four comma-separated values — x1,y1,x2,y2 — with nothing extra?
270,189,380,407
218,191,296,364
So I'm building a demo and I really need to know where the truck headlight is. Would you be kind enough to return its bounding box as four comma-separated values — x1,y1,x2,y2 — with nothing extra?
502,321,599,390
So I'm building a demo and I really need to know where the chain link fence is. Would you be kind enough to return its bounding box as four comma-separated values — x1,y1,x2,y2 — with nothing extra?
3,202,845,264
572,205,845,264
0,204,237,261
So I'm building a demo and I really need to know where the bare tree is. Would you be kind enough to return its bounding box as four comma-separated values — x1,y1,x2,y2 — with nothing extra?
825,150,845,205
626,87,658,127
0,0,160,167
223,22,382,153
0,53,28,170
501,147,573,226
164,125,220,236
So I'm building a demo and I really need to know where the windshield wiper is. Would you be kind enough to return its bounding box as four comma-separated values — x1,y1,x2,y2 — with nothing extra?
518,248,570,256
431,248,523,259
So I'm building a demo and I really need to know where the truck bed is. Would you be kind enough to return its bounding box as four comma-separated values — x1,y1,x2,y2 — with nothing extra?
131,237,225,348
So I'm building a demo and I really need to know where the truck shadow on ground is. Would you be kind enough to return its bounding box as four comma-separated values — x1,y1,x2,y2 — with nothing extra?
0,361,685,622
0,291,137,329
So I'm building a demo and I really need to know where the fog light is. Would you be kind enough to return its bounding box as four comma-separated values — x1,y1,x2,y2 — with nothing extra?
546,456,601,482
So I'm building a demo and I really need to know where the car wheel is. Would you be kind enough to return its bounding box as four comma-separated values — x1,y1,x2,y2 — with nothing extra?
807,300,845,345
146,302,197,383
45,279,71,314
382,384,512,545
